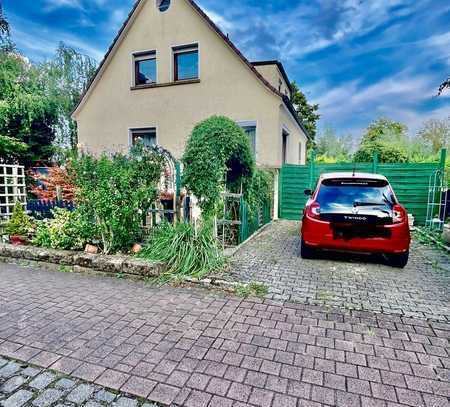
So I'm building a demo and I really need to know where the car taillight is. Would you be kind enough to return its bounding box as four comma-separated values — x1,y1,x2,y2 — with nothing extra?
307,201,321,219
393,204,406,224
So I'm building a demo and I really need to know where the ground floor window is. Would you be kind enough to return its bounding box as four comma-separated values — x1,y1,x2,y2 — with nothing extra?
130,128,157,148
282,131,289,164
298,142,303,164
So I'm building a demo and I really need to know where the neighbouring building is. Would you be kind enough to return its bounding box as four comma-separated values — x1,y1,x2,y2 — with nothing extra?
72,0,309,170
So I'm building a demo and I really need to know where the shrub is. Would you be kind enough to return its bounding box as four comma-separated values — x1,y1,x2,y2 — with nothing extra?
138,220,225,280
32,208,98,250
182,116,255,216
68,145,164,254
5,202,33,237
246,168,274,212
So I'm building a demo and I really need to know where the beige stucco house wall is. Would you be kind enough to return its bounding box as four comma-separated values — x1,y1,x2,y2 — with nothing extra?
72,0,309,169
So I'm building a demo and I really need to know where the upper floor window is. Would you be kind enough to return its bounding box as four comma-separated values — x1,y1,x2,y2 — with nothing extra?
134,51,156,86
173,44,198,81
157,0,170,12
130,128,157,148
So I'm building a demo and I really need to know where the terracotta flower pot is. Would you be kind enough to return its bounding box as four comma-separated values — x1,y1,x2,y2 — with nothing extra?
10,235,27,246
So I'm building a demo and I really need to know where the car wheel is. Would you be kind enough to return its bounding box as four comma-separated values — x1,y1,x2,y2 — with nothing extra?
301,239,316,259
388,251,409,268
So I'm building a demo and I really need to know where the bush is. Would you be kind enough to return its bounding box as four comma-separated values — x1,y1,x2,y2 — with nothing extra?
138,221,225,280
68,145,164,254
5,202,33,237
32,208,98,250
182,116,255,216
246,168,274,213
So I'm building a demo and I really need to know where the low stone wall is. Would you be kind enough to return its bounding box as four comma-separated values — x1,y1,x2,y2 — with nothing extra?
0,243,165,278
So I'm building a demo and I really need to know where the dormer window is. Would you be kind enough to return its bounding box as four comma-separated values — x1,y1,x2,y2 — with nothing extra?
157,0,170,12
133,51,156,86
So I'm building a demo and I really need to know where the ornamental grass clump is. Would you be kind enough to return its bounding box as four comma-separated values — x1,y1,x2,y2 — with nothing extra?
138,221,225,280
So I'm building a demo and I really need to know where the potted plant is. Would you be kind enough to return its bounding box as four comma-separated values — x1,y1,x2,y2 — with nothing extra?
5,202,33,245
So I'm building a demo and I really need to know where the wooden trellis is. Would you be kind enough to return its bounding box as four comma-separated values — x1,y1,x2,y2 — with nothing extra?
0,164,27,225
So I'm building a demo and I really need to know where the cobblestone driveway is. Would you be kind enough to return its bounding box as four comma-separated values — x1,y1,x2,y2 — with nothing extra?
1,263,449,406
231,221,450,321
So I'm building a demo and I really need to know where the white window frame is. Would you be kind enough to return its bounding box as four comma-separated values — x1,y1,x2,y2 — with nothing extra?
128,126,159,149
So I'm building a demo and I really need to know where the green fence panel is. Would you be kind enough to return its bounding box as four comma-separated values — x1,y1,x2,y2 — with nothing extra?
239,199,273,243
279,151,445,225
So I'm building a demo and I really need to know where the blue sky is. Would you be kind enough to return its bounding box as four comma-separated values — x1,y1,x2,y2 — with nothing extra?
3,0,450,139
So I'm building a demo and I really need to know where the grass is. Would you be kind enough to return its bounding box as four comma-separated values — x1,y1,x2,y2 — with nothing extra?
235,282,269,298
138,221,226,285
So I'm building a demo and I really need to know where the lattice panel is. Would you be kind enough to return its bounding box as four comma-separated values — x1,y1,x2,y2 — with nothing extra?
0,165,27,223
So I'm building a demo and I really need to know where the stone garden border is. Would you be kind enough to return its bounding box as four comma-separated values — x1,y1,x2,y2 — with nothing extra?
0,243,165,278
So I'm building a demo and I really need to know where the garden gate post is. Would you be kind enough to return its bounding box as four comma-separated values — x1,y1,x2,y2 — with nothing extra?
309,150,316,189
372,152,379,174
439,149,447,171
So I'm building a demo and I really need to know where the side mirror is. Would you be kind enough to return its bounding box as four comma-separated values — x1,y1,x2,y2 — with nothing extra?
304,189,312,196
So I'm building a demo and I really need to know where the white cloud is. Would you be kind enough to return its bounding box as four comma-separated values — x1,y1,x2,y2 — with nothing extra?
44,0,83,12
203,8,235,33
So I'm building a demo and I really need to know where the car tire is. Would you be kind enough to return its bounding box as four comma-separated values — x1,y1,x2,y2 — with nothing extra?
301,239,316,259
388,251,409,268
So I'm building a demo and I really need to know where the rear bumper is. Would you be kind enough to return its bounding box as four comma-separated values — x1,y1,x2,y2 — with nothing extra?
301,215,411,254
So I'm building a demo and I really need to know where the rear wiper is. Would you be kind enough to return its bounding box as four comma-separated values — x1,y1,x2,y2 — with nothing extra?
353,201,386,207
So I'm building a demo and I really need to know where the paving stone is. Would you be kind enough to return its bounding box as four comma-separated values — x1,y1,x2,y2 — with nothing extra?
94,389,117,403
0,375,26,393
29,372,57,390
113,396,138,407
54,378,77,390
66,384,95,404
0,362,21,378
22,367,42,377
1,389,33,407
32,389,64,407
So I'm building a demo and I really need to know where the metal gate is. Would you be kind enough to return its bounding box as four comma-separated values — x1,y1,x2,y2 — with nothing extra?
279,150,447,226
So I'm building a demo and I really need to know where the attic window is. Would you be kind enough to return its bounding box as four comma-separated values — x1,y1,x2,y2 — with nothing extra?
157,0,170,12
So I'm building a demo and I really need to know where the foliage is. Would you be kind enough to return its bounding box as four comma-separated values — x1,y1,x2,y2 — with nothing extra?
138,220,225,280
0,41,96,166
42,43,96,149
246,168,274,212
354,118,409,163
417,118,450,154
68,144,164,254
315,127,352,163
235,282,268,298
0,3,9,43
438,76,450,96
0,50,58,166
291,82,320,141
5,202,33,236
29,166,75,201
182,116,255,216
0,135,27,163
32,208,98,250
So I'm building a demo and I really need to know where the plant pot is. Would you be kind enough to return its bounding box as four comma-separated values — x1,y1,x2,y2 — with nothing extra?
10,235,27,246
442,224,450,245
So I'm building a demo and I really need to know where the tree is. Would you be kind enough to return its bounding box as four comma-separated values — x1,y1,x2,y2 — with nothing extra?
291,82,320,142
315,127,353,162
417,118,450,154
0,3,9,41
438,77,449,96
0,135,27,163
354,118,409,163
43,43,97,148
0,51,58,166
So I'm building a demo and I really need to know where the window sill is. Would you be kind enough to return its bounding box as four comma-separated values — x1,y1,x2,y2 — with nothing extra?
131,79,200,90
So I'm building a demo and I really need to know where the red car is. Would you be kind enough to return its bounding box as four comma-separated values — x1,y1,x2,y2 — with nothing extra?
301,172,411,268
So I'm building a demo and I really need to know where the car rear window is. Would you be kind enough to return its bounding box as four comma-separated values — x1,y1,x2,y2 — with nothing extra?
316,178,396,212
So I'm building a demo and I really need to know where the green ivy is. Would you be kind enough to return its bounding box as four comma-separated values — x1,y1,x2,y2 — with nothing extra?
182,116,255,216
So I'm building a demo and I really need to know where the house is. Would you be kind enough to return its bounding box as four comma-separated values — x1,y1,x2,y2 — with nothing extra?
72,0,309,170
